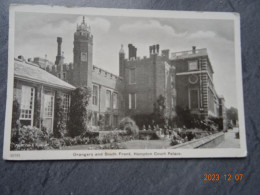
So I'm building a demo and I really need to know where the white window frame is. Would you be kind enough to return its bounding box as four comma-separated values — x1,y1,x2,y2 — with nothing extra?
62,93,70,122
129,93,136,109
112,92,118,109
106,90,111,109
92,85,98,106
20,85,35,126
128,94,132,109
188,60,198,71
43,90,55,132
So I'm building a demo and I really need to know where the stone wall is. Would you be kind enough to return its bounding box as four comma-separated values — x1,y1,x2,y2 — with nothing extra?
170,132,224,149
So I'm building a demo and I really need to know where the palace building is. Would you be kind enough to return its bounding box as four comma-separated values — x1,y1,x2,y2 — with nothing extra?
25,16,227,131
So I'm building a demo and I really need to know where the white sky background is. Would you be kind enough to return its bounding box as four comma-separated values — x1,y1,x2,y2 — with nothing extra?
14,12,237,108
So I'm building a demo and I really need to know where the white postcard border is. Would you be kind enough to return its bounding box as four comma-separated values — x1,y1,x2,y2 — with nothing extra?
3,4,247,160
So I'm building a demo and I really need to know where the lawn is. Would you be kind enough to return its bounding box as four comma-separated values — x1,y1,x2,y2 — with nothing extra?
121,140,171,149
61,139,171,150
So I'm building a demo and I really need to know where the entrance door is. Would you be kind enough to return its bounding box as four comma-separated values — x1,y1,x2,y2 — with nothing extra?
42,91,55,133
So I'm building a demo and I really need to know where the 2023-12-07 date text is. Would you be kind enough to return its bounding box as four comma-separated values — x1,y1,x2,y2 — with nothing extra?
204,174,243,181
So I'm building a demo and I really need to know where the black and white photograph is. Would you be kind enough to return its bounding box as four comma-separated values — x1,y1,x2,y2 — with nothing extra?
3,5,247,160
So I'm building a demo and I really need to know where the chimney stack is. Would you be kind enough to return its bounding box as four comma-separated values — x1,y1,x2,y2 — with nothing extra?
128,44,137,60
57,37,62,56
156,44,160,54
55,37,64,65
161,49,170,59
149,44,160,56
192,46,196,54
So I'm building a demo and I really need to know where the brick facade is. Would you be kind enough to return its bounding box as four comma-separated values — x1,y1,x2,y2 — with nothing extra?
32,17,226,130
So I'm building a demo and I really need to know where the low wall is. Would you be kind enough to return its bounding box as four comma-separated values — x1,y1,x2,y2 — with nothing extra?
170,132,224,149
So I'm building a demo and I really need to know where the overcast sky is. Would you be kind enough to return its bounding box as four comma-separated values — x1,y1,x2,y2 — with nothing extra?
14,12,237,108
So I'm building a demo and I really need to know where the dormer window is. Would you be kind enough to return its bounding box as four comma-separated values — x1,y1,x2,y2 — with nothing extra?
188,60,198,71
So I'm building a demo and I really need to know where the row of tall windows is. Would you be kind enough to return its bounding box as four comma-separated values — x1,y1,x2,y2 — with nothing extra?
19,85,70,129
92,85,118,109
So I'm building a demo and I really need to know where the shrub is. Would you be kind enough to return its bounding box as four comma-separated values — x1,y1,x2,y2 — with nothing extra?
11,126,49,150
62,137,73,146
81,131,99,139
48,138,63,149
153,95,167,126
88,137,100,144
68,87,91,137
33,97,41,128
132,114,154,129
11,99,21,143
139,130,159,140
74,136,90,145
101,132,119,144
170,140,179,146
119,117,139,137
19,126,47,144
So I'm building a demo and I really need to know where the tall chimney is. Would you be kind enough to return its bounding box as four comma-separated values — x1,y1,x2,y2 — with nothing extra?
128,44,132,60
55,37,63,65
156,44,159,54
149,46,153,54
134,47,137,59
152,45,156,54
57,37,62,56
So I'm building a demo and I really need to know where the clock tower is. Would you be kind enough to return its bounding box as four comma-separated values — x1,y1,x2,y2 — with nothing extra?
73,16,93,87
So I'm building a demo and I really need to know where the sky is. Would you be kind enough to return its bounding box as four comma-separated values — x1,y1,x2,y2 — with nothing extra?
14,12,237,108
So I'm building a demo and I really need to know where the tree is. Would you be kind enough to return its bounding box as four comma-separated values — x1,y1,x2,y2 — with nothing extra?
11,99,21,143
153,95,167,126
53,92,66,138
226,107,238,126
12,99,20,129
68,87,91,137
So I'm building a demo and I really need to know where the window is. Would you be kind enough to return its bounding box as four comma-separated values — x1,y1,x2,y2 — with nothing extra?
44,94,54,117
112,93,118,109
208,88,215,113
189,89,199,109
93,85,98,105
81,52,88,62
129,69,136,84
105,114,110,126
92,112,98,126
188,60,198,71
20,85,35,126
62,93,70,121
128,93,136,109
63,72,66,79
106,90,111,108
113,115,118,127
171,97,175,108
58,73,61,78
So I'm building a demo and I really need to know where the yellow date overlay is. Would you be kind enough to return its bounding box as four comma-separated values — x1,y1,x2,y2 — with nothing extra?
204,174,243,181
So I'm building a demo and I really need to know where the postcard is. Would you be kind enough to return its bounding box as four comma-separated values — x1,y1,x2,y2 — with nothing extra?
3,4,247,160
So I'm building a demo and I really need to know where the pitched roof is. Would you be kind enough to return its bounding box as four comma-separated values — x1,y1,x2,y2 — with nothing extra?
14,58,76,90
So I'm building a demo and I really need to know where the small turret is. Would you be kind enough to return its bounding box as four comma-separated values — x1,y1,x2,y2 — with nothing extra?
119,44,125,77
119,44,125,54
